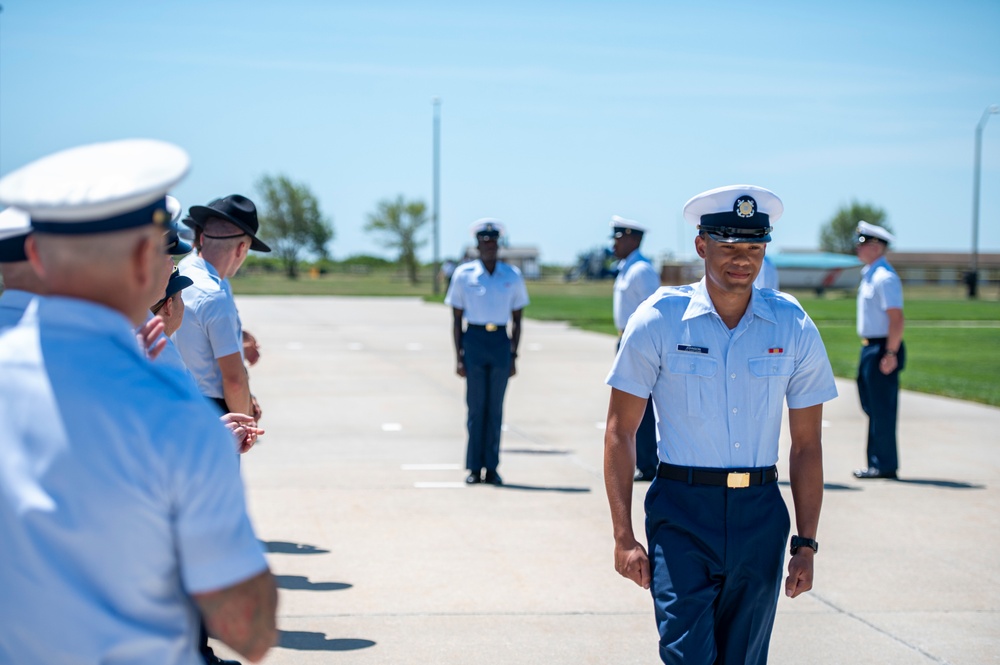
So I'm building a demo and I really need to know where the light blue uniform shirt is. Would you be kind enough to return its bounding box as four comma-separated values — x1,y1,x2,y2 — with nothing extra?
0,297,266,665
172,254,244,398
0,288,36,331
445,260,530,325
607,279,838,468
857,256,903,338
613,249,660,332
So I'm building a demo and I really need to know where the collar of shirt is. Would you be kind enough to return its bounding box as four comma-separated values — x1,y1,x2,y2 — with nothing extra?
0,289,36,311
35,296,143,356
181,253,224,286
681,278,778,326
617,248,648,272
861,255,893,279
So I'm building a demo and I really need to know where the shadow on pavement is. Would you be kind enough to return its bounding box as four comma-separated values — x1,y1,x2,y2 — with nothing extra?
278,630,375,652
275,575,351,591
263,541,330,555
894,478,985,489
498,483,591,493
778,481,861,491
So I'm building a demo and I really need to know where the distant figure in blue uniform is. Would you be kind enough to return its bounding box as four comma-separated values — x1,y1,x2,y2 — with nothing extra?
604,185,838,664
610,215,661,482
853,221,905,480
446,219,530,486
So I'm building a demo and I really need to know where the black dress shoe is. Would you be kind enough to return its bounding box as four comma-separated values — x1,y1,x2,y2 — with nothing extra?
465,471,482,484
634,468,656,482
483,470,503,486
853,467,897,479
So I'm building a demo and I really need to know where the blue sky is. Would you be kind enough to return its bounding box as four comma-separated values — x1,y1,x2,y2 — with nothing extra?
1,1,999,264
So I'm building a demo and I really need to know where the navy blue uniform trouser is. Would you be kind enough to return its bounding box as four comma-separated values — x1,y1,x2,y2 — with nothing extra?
856,340,905,472
463,326,511,473
645,475,790,665
616,338,658,474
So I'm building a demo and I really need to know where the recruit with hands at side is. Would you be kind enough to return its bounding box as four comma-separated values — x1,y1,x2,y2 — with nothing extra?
853,220,905,480
0,139,277,664
445,219,530,486
609,215,661,482
604,184,838,664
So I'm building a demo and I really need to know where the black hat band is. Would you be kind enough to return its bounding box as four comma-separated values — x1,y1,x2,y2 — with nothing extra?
31,198,168,235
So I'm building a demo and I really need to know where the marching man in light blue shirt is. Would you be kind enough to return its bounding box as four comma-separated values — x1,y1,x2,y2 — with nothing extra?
446,219,530,486
604,185,838,664
0,206,44,331
610,215,662,481
0,139,276,664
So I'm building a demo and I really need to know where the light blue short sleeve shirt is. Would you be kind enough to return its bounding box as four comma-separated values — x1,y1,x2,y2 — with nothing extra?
606,279,838,468
0,297,266,665
0,288,36,332
613,250,660,331
857,256,903,338
445,260,530,325
172,254,244,398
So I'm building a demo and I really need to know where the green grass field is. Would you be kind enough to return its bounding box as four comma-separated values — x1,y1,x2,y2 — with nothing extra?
231,269,1000,406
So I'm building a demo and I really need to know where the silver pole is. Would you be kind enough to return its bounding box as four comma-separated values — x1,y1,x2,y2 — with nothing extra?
432,97,441,295
969,104,1000,298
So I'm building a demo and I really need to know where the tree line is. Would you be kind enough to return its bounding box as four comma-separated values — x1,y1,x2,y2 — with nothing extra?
254,172,890,281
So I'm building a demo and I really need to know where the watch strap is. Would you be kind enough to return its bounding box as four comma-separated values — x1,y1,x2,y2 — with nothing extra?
790,535,818,555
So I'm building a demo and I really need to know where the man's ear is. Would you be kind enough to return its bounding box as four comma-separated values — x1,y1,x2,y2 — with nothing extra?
24,235,47,280
236,240,249,260
694,234,707,259
160,293,174,318
131,233,156,291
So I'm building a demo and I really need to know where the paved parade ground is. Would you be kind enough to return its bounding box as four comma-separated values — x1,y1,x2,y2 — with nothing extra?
214,296,999,664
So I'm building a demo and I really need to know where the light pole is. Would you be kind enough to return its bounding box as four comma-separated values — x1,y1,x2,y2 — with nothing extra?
968,103,1000,298
432,97,442,295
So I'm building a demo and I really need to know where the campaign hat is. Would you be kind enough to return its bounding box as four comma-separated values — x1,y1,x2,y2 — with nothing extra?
188,194,271,252
683,184,783,243
0,139,189,235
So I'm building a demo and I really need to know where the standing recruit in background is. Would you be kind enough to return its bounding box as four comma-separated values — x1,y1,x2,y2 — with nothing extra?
610,215,661,482
446,219,530,486
853,220,905,480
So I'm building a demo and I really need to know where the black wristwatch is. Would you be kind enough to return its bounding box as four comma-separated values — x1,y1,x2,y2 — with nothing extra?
790,536,818,555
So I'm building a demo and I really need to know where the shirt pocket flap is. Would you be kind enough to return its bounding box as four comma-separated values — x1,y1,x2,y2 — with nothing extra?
667,353,717,377
749,356,795,378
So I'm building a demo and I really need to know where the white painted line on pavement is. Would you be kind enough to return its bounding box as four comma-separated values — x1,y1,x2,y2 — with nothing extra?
401,463,462,471
381,423,403,431
414,482,467,489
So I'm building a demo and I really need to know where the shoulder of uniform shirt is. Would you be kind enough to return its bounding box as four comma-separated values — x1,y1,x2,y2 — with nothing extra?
504,262,524,277
654,283,695,299
757,287,807,312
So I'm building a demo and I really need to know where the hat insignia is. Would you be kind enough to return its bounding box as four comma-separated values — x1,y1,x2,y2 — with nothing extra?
735,196,756,218
152,208,169,226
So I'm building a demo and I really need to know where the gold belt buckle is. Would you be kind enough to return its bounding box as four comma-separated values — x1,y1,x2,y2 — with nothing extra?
485,323,498,332
727,472,750,488
861,338,870,346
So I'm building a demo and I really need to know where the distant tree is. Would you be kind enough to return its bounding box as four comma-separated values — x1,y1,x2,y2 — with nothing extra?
365,195,429,284
820,201,890,254
255,174,334,278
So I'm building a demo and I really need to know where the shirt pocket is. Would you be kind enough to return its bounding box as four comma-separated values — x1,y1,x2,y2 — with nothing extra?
666,353,718,417
748,356,795,421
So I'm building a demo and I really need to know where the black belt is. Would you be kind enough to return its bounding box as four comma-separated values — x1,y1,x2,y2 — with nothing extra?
861,337,887,346
467,323,504,332
657,463,778,488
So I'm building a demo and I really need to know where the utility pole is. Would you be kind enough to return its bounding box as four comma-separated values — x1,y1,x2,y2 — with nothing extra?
969,104,999,298
432,97,442,295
